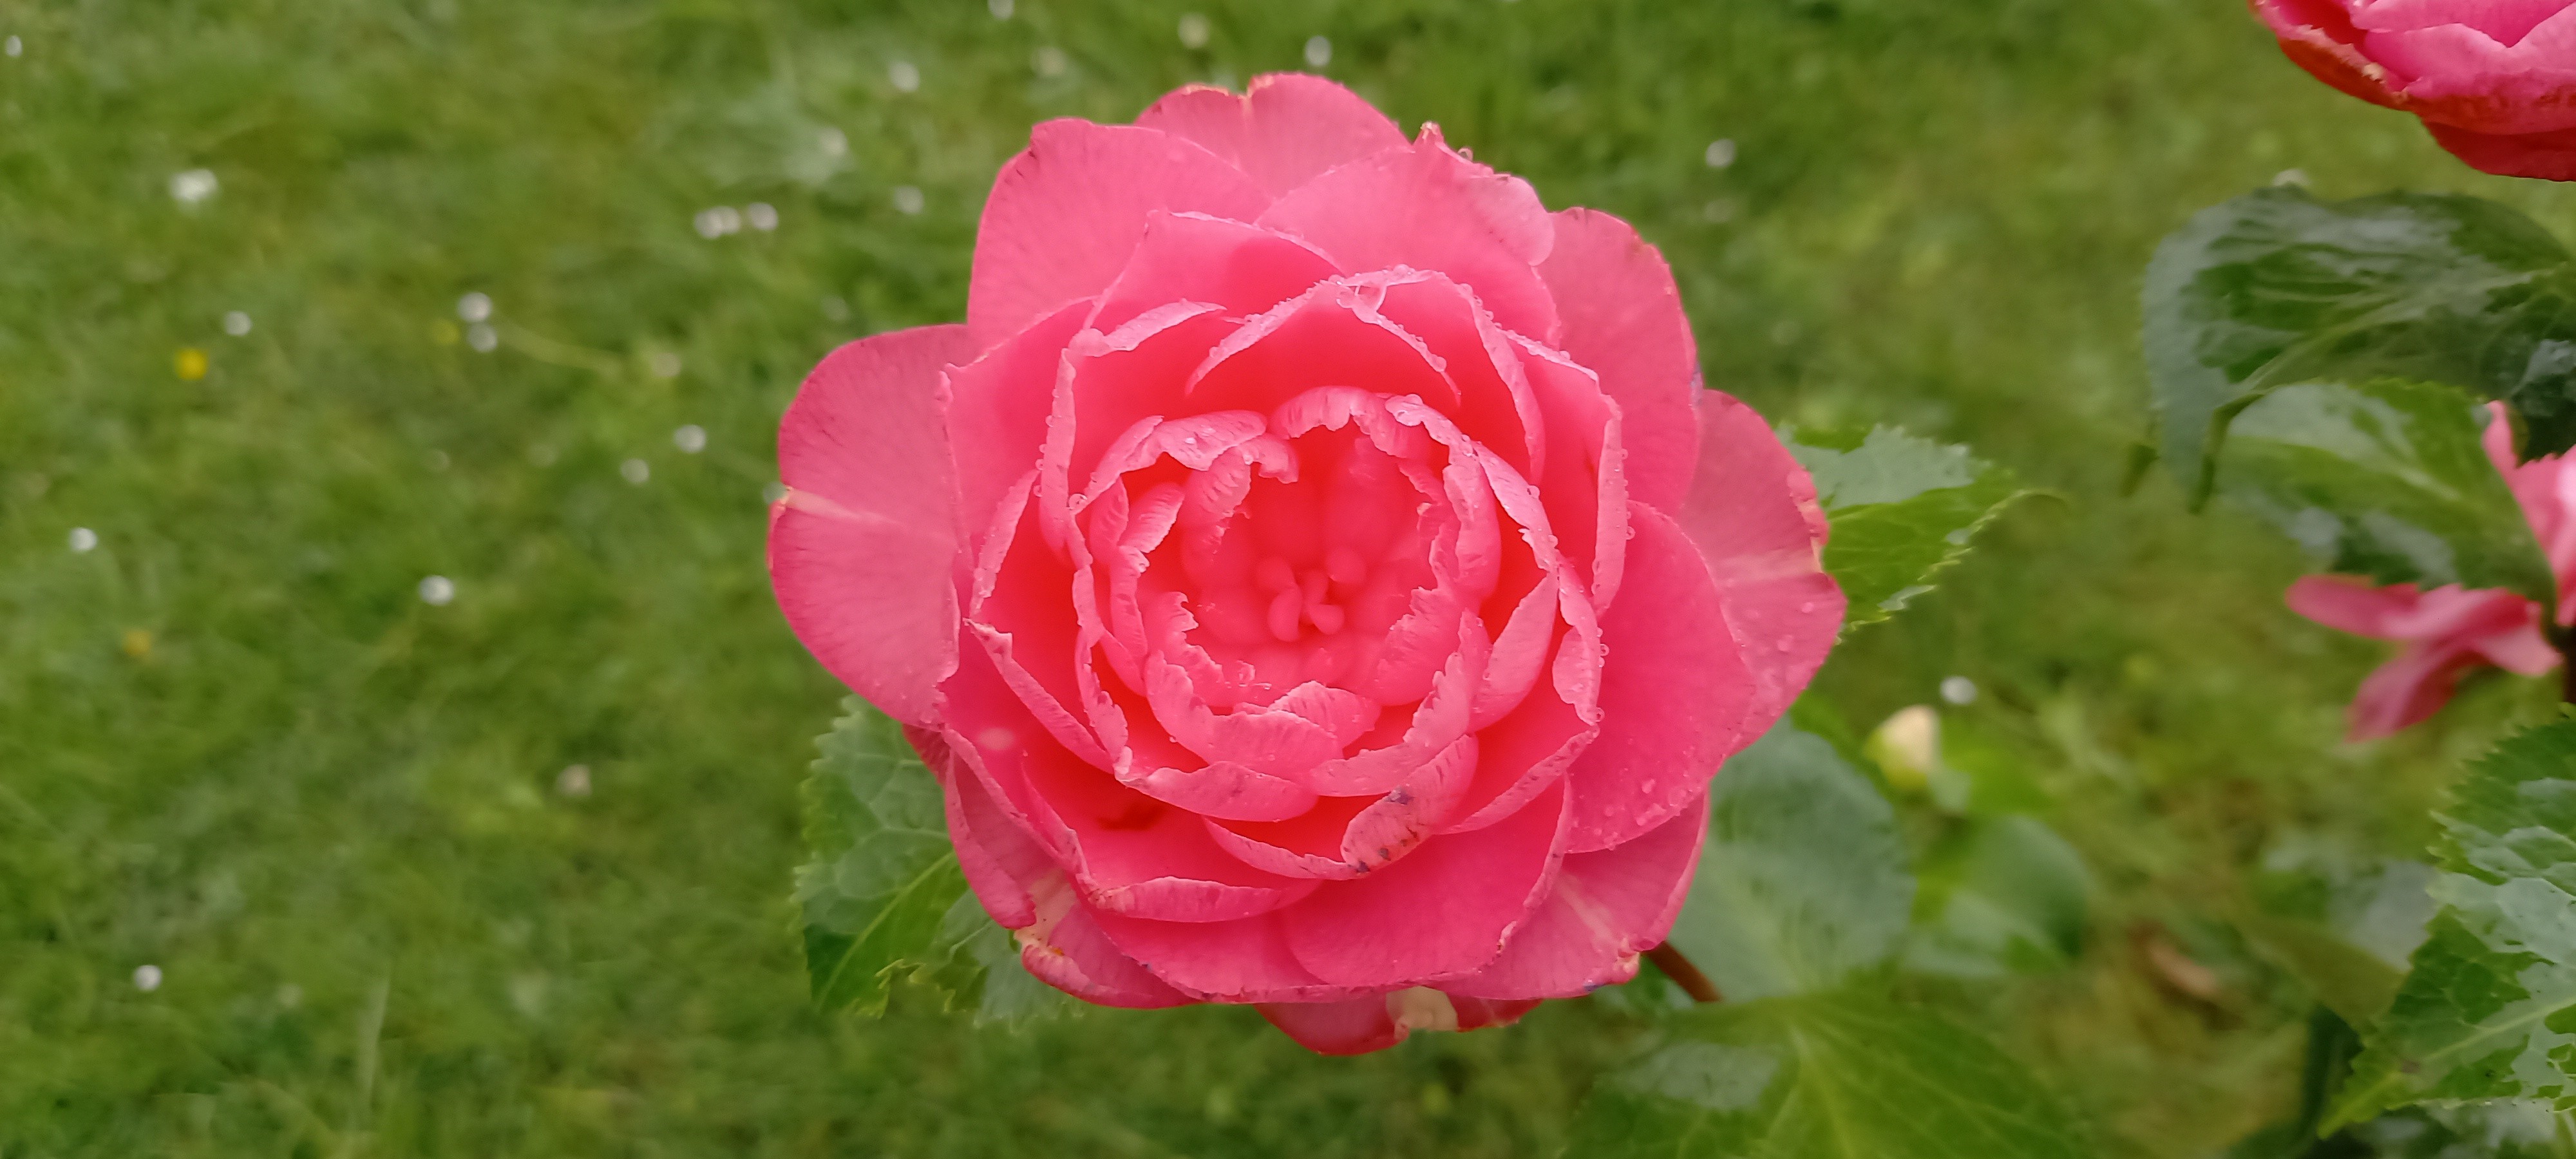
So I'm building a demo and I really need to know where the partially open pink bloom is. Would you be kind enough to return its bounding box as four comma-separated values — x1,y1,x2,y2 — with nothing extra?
2251,0,2576,180
2288,404,2574,739
768,75,1842,1054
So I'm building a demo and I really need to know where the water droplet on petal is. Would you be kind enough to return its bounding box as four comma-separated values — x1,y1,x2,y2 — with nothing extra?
1774,636,1795,653
1798,600,1816,613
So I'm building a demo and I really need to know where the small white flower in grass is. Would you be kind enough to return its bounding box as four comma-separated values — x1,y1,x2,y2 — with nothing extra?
621,458,650,485
888,60,920,93
456,292,492,323
1179,14,1211,48
1940,675,1978,705
648,350,683,379
893,185,924,215
989,0,1013,18
68,527,97,553
673,424,707,453
4,35,20,57
2274,168,2310,188
819,127,849,158
557,764,592,798
1303,35,1331,68
169,169,219,205
1705,138,1737,169
466,322,498,352
694,206,743,238
418,575,456,606
745,202,778,231
1034,46,1068,77
223,310,252,336
133,965,163,992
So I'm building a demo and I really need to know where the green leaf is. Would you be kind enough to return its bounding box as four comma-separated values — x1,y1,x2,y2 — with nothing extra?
2241,854,2436,1028
1565,994,2090,1158
1663,725,1915,1002
794,697,974,1015
1785,427,2027,629
2217,379,2552,598
1904,815,2092,980
2231,1103,2576,1158
2333,720,2576,1126
2143,186,2576,504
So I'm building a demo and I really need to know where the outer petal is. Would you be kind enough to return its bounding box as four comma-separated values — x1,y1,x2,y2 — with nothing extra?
2254,0,2411,107
1254,988,1539,1055
1675,393,1844,737
967,120,1271,349
1256,129,1560,341
1134,73,1410,198
1563,504,1754,854
1278,780,1570,988
1537,208,1703,514
770,325,981,724
2428,120,2576,180
1441,790,1709,999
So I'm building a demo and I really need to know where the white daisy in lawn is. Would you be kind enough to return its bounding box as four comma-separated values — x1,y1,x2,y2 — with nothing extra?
419,575,456,605
170,169,218,205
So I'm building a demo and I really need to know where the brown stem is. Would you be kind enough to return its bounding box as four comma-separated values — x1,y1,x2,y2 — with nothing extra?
1645,941,1721,1004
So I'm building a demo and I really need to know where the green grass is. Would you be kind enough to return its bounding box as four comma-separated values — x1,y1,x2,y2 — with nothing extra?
8,0,2576,1155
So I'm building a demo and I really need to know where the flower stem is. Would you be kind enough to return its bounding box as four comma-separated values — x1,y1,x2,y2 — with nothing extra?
1645,941,1721,1004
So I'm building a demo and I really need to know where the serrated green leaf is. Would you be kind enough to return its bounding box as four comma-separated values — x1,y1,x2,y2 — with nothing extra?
1564,994,2090,1158
1663,726,1914,1002
1785,427,2027,628
2217,379,2552,599
2231,1102,2576,1158
1904,815,2091,981
794,697,974,1015
2333,720,2576,1126
2143,187,2576,504
911,892,1079,1024
2242,854,2435,1028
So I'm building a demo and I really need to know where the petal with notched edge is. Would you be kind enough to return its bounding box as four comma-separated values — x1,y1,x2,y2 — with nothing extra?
770,325,981,724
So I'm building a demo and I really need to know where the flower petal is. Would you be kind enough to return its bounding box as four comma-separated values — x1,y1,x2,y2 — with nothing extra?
770,325,981,724
1256,129,1559,340
1441,791,1709,999
1134,73,1410,198
1538,208,1703,514
1677,392,1843,737
1563,503,1755,854
1279,780,1569,988
969,120,1270,349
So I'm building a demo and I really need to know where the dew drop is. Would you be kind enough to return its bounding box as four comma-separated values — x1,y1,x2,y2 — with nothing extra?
1798,600,1816,613
1774,636,1795,653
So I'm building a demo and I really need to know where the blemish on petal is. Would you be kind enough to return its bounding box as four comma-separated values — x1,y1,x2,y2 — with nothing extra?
977,726,1018,751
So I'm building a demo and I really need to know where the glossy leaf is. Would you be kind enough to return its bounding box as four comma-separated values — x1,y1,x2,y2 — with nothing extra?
1786,427,2027,628
2333,720,2576,1126
1663,725,1915,1002
794,697,973,1015
1905,815,2092,980
2242,854,2436,1028
2219,379,2550,598
2231,1103,2576,1158
1566,994,2090,1158
2143,187,2576,504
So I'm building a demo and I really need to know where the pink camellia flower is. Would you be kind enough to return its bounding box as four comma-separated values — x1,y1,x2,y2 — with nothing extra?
2250,0,2576,181
2287,404,2576,739
767,75,1842,1055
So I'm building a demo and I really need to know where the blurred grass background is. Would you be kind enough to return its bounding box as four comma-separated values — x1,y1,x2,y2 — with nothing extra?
8,0,2576,1155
